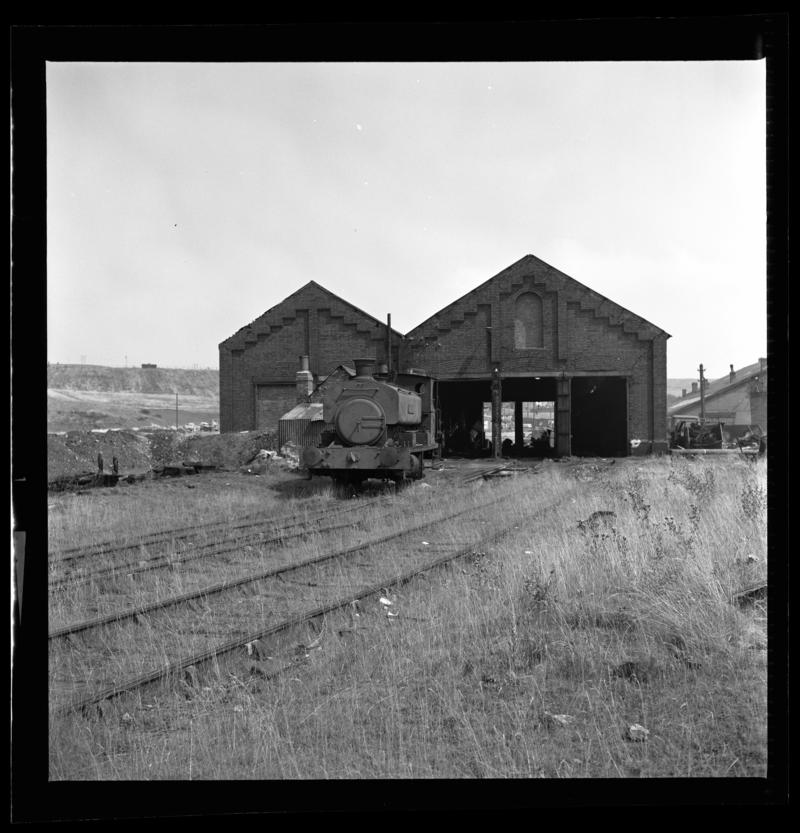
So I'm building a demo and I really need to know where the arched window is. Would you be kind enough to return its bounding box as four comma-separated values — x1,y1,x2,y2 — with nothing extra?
514,292,543,349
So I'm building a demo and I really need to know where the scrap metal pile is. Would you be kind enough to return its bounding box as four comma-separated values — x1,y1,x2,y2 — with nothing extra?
669,418,766,457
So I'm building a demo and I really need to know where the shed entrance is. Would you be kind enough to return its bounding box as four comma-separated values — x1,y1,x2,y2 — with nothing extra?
570,376,628,457
438,377,558,458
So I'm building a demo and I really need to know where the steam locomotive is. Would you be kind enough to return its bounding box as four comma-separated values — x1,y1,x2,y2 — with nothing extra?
302,358,439,486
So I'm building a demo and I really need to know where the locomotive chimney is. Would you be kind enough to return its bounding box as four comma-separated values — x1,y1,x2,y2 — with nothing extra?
296,355,314,402
353,358,376,379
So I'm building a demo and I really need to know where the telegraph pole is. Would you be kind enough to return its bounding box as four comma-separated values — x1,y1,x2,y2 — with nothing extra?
175,392,179,430
698,364,706,421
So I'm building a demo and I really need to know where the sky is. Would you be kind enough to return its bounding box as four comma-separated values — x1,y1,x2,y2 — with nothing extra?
45,61,767,380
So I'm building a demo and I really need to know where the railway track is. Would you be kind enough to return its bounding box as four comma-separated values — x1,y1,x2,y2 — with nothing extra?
49,512,372,591
49,492,510,641
50,479,556,716
49,494,389,567
49,464,530,591
49,461,537,568
49,517,362,590
55,527,513,718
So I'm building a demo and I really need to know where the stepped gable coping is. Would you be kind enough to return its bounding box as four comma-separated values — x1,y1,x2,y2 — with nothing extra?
405,254,671,341
220,280,404,350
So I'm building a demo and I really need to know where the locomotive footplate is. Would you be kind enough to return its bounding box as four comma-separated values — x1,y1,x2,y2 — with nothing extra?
303,443,437,479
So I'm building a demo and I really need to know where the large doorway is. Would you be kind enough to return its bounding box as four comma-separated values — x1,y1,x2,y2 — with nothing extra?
438,380,492,456
482,401,555,457
438,377,557,458
571,376,628,457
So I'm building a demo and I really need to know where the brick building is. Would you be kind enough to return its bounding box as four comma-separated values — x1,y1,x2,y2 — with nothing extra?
219,282,403,432
219,254,670,456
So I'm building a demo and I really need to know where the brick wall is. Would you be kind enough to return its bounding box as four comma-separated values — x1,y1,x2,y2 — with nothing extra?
219,282,398,432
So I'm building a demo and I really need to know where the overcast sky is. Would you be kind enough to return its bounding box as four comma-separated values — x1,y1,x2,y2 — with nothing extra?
46,61,766,380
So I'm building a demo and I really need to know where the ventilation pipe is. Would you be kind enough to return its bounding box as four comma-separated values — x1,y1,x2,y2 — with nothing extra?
387,314,392,375
296,355,314,403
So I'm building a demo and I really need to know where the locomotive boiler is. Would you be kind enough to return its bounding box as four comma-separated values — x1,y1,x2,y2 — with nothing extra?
302,358,439,485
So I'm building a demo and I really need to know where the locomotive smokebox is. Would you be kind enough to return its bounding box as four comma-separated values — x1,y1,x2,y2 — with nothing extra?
353,358,376,379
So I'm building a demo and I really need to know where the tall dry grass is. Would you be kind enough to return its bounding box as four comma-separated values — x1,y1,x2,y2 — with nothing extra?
48,455,767,779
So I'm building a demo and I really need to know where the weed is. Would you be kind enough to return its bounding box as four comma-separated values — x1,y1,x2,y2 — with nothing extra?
740,481,767,523
669,461,717,505
625,476,651,524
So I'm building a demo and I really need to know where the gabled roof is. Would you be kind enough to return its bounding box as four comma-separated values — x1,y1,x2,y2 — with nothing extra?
220,281,404,350
668,359,767,415
406,254,671,341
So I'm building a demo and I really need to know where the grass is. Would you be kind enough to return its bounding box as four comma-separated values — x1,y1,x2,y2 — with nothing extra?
48,455,767,779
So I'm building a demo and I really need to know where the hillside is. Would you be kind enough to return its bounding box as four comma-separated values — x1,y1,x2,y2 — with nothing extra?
48,364,219,433
667,378,698,399
47,364,218,397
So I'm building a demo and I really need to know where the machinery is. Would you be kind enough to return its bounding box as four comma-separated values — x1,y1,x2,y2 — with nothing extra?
669,415,765,456
302,358,439,486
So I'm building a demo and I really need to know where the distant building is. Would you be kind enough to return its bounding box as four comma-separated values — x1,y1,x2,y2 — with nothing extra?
141,363,157,369
667,358,767,427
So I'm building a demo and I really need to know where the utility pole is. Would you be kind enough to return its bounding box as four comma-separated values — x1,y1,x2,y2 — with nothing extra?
175,392,179,430
698,364,706,421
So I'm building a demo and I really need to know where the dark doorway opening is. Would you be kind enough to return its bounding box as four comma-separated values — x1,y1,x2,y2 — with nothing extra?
438,377,557,458
571,376,628,457
438,380,492,457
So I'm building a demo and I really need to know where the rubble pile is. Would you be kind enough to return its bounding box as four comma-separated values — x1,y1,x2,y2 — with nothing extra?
182,430,279,469
47,430,153,482
47,427,283,488
240,442,300,475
